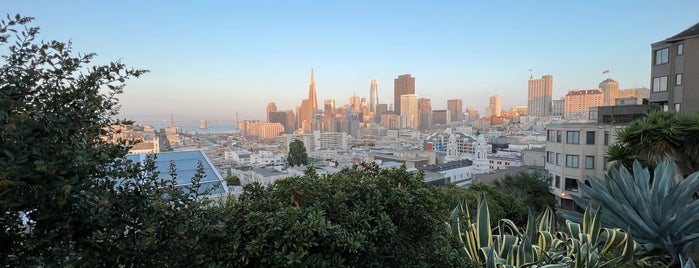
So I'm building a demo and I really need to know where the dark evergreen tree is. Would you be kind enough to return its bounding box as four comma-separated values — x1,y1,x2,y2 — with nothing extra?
287,139,308,166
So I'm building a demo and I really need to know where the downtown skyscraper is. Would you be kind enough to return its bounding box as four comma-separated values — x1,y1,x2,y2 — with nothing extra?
528,75,553,117
447,99,463,122
299,69,319,133
394,74,415,113
369,79,379,112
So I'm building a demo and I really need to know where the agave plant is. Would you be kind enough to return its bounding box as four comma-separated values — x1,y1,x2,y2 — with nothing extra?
561,160,699,266
447,194,635,267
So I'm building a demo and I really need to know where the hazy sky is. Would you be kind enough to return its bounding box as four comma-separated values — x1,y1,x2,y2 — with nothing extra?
5,1,699,121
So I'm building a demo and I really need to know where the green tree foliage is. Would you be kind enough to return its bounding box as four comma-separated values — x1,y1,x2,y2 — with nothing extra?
225,175,241,186
493,172,556,215
606,111,699,177
287,138,308,166
561,161,699,267
215,163,465,267
0,15,224,266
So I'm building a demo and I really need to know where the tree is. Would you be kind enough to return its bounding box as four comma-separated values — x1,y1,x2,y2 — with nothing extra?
435,183,528,226
215,163,465,267
225,175,240,186
493,172,555,215
287,138,308,166
0,14,146,264
607,111,699,178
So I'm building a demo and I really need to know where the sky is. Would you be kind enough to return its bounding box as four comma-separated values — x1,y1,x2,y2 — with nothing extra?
4,1,699,122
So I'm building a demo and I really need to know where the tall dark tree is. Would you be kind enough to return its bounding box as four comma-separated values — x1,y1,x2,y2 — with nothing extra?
287,138,308,166
493,172,555,215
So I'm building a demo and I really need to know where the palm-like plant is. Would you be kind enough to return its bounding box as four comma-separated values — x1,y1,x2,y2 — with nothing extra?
607,111,699,177
561,160,699,266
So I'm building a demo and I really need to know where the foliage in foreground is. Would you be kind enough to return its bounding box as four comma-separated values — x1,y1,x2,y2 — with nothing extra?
215,164,465,267
561,160,699,266
447,195,637,267
606,111,699,177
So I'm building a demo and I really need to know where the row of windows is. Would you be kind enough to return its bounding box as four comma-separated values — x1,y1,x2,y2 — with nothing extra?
652,74,683,92
547,152,596,169
654,43,683,66
546,130,610,145
553,175,579,192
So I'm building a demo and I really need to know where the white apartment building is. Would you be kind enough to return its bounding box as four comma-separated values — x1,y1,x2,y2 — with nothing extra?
544,123,624,210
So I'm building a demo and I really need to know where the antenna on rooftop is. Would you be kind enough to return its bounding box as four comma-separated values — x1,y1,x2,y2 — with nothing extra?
528,68,533,79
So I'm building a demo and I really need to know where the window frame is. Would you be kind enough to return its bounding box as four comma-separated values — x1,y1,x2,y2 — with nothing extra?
556,130,562,143
586,131,595,145
678,43,684,56
653,76,668,92
555,175,561,188
565,154,579,168
585,155,594,169
565,177,578,192
655,47,669,65
566,131,580,144
676,73,683,86
556,153,561,166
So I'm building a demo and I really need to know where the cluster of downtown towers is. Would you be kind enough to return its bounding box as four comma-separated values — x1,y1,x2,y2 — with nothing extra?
263,70,560,135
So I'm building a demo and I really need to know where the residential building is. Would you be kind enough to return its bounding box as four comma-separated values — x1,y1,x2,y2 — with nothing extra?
420,160,474,186
545,123,622,210
649,22,699,114
551,99,564,118
258,122,285,140
393,74,415,113
563,89,603,119
269,111,294,134
528,75,553,117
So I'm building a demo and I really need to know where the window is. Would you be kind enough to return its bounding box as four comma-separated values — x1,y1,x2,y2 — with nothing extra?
566,154,579,168
556,130,562,143
675,103,681,112
586,131,595,145
565,178,579,192
555,175,561,188
547,130,556,142
585,156,594,169
676,73,683,86
547,151,555,164
653,76,668,92
678,43,684,55
655,47,669,65
604,131,610,145
566,131,580,144
556,153,561,166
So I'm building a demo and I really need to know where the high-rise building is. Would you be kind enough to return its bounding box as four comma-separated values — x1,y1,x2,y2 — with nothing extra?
599,78,619,106
447,99,463,122
400,94,418,128
432,110,449,126
563,89,603,119
465,106,479,121
528,75,553,117
349,94,361,113
369,79,379,112
299,69,319,133
269,111,293,134
394,74,415,114
486,94,501,117
650,22,699,114
266,102,277,122
375,103,388,122
418,98,432,131
323,99,335,117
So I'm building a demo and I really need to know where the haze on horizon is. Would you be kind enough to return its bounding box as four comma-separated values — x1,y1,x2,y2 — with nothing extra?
5,1,698,122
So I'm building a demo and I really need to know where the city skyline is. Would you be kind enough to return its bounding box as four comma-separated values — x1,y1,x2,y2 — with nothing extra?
5,1,699,121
